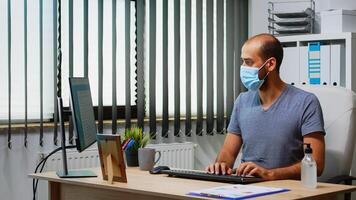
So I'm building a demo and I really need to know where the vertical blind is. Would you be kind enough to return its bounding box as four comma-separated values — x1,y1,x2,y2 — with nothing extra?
0,0,57,148
0,0,138,148
144,0,248,138
61,0,138,138
0,0,248,149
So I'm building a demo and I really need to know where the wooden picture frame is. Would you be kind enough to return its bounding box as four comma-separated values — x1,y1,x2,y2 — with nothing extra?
97,134,127,184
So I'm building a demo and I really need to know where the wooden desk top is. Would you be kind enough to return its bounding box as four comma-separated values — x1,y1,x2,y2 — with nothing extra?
30,167,356,200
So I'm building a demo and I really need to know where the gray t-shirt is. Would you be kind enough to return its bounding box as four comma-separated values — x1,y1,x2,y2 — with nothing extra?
227,84,325,169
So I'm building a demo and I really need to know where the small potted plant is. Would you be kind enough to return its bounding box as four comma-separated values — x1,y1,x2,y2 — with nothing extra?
122,127,150,166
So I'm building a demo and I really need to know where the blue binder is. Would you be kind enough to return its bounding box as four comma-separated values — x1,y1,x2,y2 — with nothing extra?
308,42,321,85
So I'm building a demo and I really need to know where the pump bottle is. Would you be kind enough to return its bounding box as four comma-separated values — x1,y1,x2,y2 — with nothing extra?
301,143,317,188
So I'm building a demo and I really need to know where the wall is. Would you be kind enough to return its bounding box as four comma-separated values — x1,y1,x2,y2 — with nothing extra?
0,121,233,200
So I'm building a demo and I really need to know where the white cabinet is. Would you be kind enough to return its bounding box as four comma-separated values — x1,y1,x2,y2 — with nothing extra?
277,32,356,91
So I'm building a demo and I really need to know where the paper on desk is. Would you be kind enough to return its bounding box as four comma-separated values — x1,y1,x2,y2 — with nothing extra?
187,184,289,199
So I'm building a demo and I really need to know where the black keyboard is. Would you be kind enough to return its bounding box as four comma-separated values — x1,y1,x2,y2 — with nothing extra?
160,169,263,184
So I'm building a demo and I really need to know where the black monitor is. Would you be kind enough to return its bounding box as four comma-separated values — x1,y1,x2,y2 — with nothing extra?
56,77,97,178
69,77,97,152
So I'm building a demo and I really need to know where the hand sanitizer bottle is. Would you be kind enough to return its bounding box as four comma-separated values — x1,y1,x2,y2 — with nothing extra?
301,143,317,188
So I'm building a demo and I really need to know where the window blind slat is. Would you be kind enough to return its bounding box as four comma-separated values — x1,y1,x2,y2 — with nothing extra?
216,0,224,134
195,0,203,136
136,0,145,130
149,0,157,138
174,0,181,137
240,0,248,95
39,0,44,146
83,0,89,78
7,0,12,149
98,0,104,133
162,0,169,137
234,0,239,99
206,0,214,135
225,0,234,129
68,0,73,78
68,0,74,143
24,0,28,147
125,0,131,129
112,0,117,134
185,0,192,136
53,0,59,145
234,0,248,98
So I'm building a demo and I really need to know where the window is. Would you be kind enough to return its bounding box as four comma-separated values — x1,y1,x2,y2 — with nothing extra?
144,0,231,117
0,0,55,122
142,0,248,136
0,0,138,123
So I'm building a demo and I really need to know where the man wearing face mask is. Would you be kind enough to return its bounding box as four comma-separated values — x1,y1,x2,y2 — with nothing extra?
206,34,325,180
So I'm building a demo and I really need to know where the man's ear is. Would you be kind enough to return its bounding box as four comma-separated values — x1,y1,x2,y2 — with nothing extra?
266,57,277,72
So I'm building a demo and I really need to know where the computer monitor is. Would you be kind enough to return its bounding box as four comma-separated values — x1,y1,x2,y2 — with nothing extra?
69,77,97,152
56,77,97,178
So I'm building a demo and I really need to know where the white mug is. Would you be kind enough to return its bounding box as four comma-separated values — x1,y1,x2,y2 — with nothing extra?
138,148,161,171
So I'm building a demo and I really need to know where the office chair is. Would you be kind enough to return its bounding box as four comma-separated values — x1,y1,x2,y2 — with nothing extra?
297,85,356,200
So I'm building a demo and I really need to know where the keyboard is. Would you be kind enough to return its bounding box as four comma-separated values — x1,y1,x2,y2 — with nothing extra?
159,168,263,184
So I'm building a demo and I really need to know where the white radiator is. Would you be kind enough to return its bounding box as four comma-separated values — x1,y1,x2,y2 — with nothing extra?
41,148,101,172
41,142,195,171
147,142,195,169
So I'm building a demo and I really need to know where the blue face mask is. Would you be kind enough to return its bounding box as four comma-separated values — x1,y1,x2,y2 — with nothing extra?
240,60,270,91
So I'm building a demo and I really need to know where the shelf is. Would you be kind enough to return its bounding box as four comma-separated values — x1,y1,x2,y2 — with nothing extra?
276,32,356,91
277,32,356,43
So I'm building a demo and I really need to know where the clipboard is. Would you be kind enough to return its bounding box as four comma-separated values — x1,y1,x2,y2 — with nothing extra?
187,184,289,199
97,134,127,184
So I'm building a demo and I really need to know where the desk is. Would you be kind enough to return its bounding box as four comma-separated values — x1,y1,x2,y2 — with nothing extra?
30,168,356,200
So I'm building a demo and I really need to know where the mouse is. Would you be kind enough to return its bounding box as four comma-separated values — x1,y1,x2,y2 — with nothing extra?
149,166,170,174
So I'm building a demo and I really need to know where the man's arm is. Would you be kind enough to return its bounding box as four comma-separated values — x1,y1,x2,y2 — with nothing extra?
237,132,325,180
206,133,242,175
304,132,325,176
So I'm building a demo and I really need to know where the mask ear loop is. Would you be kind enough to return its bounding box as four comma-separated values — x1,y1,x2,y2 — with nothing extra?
258,58,271,80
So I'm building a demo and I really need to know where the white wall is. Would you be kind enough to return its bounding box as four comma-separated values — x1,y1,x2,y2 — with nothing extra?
0,128,56,200
0,121,230,200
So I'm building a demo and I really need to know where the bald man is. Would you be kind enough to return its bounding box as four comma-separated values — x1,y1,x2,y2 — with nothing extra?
206,34,325,180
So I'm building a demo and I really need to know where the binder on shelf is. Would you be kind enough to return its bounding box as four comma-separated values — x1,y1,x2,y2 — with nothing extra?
320,44,331,86
308,42,321,85
330,43,345,87
280,47,300,85
299,46,309,85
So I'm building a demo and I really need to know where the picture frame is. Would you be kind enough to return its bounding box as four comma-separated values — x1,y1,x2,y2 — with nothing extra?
96,134,127,184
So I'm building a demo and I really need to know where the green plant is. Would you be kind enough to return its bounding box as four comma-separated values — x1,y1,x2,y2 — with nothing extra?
123,127,150,152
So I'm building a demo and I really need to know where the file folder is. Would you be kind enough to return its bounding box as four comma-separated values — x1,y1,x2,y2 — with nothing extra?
308,42,321,85
330,43,345,87
280,47,299,85
320,44,331,86
299,46,309,85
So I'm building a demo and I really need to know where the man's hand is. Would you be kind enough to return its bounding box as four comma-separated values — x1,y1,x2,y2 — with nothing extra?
237,162,274,180
206,133,242,175
205,162,233,175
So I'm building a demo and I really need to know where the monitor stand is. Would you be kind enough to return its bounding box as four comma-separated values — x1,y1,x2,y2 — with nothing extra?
56,97,97,178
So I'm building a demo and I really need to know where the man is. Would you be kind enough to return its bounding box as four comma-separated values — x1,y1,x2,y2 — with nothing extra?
206,34,325,180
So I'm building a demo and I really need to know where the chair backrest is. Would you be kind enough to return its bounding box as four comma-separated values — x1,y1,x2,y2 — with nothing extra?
297,85,356,181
